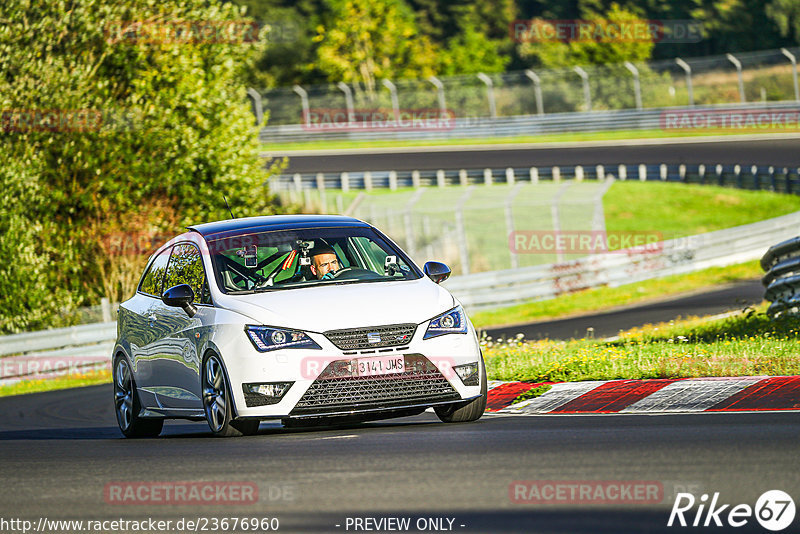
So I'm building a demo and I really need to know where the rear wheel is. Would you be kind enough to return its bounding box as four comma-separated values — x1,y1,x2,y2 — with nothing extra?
434,355,487,423
202,354,260,437
113,356,163,438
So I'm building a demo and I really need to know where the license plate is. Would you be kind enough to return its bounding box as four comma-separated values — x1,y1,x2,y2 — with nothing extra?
353,355,405,377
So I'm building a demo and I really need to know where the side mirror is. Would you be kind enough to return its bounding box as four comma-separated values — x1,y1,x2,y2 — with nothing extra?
423,261,451,284
162,284,197,317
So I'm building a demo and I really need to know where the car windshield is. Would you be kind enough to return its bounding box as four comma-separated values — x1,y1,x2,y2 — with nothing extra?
207,226,421,294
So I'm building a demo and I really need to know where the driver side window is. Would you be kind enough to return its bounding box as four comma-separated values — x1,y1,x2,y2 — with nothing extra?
164,243,210,304
139,248,171,297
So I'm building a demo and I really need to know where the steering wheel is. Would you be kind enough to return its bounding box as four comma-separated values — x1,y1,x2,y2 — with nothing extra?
332,267,383,280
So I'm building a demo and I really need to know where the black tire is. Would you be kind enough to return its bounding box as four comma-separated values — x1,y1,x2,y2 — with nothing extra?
434,355,487,423
113,355,163,438
202,353,260,437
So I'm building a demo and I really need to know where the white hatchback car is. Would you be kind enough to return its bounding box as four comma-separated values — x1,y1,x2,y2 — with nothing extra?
112,215,486,437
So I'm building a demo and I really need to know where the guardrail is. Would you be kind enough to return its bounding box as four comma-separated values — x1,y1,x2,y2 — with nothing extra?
3,210,799,385
761,236,800,317
445,211,800,310
270,162,800,195
0,322,116,386
259,101,800,143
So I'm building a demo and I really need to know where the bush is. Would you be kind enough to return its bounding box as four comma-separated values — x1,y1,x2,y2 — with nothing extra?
0,0,288,332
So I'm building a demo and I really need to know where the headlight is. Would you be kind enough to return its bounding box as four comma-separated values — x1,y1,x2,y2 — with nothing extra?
245,326,321,352
424,305,468,339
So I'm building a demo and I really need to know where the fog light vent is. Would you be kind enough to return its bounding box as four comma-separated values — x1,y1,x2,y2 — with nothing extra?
243,382,293,407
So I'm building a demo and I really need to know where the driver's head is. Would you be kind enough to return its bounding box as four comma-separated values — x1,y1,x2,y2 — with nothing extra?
310,245,340,280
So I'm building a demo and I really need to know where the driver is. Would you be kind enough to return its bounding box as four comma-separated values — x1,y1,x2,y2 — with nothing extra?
310,245,341,280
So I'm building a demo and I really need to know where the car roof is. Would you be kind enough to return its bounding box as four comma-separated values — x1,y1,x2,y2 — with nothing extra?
188,215,370,240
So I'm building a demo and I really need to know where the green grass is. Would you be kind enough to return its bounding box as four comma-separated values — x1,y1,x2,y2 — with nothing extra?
470,260,764,329
266,128,783,152
483,306,800,382
604,182,800,240
0,369,110,398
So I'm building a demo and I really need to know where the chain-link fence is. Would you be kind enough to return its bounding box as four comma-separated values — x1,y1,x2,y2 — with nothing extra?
279,179,612,276
256,48,800,126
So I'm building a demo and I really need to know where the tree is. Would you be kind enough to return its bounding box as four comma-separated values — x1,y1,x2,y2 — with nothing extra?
313,0,438,98
767,0,800,45
517,3,654,69
0,0,286,332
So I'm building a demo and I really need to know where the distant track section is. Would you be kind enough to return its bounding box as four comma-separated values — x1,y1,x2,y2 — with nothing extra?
281,137,800,174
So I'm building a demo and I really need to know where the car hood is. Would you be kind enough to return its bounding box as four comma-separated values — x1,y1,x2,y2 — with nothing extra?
213,278,455,332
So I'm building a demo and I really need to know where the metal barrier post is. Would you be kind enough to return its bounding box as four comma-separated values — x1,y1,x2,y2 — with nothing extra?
781,48,799,102
382,79,401,122
573,66,592,111
292,85,311,128
455,187,475,275
336,82,356,124
246,88,264,126
524,70,544,115
428,76,447,117
675,58,694,107
726,54,746,103
477,73,497,118
505,183,523,269
624,62,642,110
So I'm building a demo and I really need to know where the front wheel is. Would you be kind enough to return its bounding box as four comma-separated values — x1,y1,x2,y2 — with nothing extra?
434,355,487,423
202,354,260,437
113,356,163,438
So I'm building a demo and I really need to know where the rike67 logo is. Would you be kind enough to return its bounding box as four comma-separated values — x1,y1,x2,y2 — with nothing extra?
668,490,795,531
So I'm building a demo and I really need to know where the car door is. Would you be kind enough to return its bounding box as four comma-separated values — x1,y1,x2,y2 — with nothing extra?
145,242,211,411
129,246,172,401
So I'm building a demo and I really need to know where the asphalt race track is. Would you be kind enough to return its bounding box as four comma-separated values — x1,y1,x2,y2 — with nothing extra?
2,137,798,533
0,385,798,533
483,279,765,341
281,137,800,173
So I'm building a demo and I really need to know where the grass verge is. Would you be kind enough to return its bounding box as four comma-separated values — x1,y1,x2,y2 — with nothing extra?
266,128,785,152
470,260,763,330
604,182,800,239
0,369,111,398
483,306,799,382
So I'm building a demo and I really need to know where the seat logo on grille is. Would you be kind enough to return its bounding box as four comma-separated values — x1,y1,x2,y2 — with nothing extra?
367,332,381,344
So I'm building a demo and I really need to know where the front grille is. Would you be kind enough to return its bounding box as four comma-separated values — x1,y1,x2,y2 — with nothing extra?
324,323,417,351
290,354,460,415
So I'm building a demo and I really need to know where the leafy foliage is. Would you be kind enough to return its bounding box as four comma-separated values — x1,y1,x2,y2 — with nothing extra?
313,0,438,98
0,0,286,332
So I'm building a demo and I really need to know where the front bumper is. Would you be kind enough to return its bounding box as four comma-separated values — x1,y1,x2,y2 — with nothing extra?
216,323,483,419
